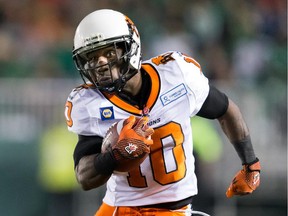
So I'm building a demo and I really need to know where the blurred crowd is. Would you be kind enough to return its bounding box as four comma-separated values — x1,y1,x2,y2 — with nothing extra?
0,0,286,85
0,1,286,215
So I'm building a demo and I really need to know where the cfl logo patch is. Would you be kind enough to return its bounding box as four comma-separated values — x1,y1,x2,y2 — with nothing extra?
125,143,138,154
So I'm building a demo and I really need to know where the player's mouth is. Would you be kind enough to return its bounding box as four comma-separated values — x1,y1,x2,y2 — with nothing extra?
98,76,113,85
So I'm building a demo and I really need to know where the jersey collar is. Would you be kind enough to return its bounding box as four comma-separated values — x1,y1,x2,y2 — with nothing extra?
102,63,160,115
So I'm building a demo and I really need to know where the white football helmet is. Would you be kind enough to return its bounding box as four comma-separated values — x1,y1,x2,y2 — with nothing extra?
73,9,141,93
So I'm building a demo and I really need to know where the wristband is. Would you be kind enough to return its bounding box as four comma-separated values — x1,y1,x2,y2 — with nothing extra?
246,157,260,172
231,135,256,165
94,151,117,175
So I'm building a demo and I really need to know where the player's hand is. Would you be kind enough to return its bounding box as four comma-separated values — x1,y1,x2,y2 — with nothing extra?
226,158,261,198
112,116,154,160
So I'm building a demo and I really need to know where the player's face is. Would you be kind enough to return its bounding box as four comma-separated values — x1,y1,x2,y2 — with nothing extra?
82,45,123,88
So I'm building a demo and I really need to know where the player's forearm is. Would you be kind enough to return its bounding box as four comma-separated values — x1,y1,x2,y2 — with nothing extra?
217,99,256,164
75,154,111,190
217,98,249,141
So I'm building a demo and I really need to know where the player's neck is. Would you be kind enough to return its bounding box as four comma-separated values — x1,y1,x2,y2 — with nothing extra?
122,70,142,96
117,69,151,110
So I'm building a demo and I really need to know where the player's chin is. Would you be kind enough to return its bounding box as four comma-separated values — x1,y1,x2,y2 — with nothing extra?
98,77,113,86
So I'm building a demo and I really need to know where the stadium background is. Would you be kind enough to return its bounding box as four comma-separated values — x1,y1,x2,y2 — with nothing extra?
0,0,286,215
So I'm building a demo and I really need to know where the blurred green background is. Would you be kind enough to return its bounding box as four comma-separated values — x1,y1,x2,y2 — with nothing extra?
0,0,286,216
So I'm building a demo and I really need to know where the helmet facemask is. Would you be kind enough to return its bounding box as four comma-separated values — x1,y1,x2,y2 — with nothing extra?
73,37,139,93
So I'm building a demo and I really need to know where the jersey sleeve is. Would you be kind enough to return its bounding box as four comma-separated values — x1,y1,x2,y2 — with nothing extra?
64,87,101,136
174,52,210,116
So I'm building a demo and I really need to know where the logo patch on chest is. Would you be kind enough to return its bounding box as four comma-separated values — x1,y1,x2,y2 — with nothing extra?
160,83,187,106
100,106,115,121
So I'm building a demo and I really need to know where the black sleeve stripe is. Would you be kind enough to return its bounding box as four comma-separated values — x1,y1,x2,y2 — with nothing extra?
196,85,229,119
73,135,103,167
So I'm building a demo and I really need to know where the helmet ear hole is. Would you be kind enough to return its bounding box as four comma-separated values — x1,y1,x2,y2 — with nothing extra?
116,42,129,62
130,42,138,56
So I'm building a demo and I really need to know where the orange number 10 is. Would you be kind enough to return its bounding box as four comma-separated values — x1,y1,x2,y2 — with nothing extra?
127,122,186,187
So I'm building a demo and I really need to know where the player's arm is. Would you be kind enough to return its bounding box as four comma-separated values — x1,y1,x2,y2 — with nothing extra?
74,116,154,191
196,85,256,161
197,85,261,197
74,135,115,190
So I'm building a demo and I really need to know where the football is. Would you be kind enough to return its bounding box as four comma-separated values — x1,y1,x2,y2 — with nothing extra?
101,118,150,172
101,120,124,153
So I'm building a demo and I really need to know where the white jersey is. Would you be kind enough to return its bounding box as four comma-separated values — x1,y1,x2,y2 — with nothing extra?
65,51,209,206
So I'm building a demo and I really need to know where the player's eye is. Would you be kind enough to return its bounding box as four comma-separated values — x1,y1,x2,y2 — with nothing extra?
105,50,117,59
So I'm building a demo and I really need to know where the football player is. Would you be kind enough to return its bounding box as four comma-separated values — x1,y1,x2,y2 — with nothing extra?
65,9,261,216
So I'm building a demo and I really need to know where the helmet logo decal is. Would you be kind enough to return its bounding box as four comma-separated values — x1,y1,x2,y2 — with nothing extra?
125,16,139,38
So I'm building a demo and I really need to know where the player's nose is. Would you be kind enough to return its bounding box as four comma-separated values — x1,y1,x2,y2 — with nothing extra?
96,56,108,67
